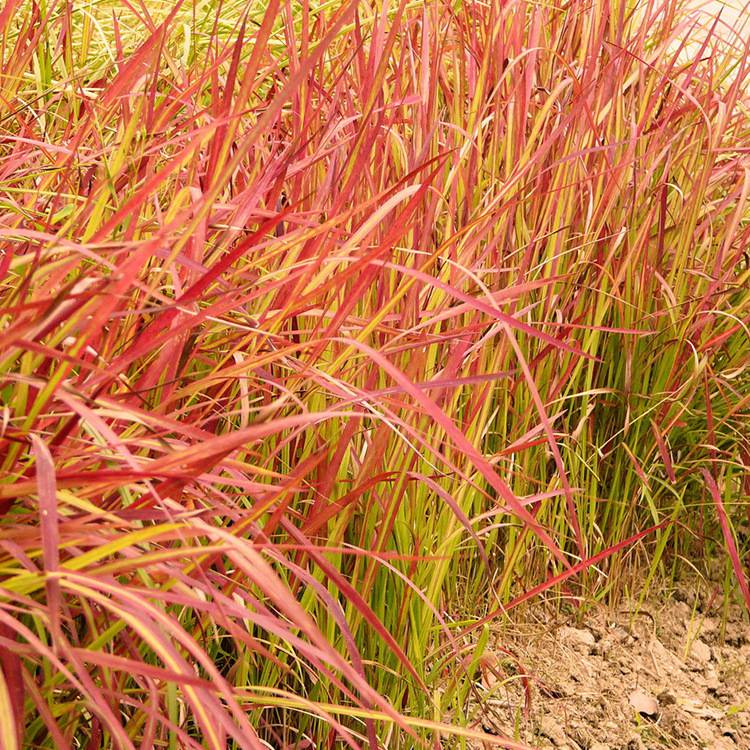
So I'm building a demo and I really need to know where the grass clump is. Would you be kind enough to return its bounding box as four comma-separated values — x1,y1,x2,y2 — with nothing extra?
0,0,748,747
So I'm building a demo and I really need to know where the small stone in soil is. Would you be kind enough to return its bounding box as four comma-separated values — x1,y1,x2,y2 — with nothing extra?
559,626,597,651
628,689,659,718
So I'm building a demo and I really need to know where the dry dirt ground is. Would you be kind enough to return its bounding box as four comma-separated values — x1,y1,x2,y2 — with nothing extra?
472,586,750,750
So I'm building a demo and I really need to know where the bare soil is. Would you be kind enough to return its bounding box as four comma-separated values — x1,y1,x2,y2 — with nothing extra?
473,587,750,750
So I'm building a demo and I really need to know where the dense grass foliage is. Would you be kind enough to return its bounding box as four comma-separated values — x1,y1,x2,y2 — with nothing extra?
0,0,748,747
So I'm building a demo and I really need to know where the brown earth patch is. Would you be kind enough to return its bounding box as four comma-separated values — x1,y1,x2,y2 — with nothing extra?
471,589,749,750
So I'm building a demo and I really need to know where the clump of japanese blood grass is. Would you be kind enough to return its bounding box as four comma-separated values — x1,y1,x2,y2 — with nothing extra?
0,0,748,747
